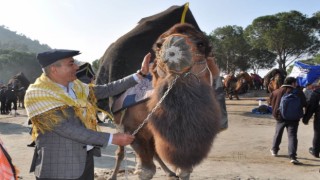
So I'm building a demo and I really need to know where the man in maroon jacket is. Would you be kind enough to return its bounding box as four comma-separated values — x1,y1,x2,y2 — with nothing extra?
269,77,307,164
303,82,320,158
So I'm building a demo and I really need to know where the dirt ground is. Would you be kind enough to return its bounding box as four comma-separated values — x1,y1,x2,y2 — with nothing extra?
1,90,320,180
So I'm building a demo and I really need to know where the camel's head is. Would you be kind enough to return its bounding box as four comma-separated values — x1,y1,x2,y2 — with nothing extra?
153,23,212,76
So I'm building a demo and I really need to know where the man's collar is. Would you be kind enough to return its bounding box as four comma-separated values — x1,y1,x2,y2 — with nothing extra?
56,82,74,93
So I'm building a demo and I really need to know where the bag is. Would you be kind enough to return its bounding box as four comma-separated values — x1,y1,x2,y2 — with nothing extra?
279,89,303,120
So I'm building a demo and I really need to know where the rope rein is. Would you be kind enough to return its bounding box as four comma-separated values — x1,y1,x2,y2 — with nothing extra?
131,75,179,136
122,59,211,179
131,58,212,136
122,75,179,180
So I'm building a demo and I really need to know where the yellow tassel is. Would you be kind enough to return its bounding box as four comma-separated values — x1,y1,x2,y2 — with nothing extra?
27,75,107,139
181,3,189,24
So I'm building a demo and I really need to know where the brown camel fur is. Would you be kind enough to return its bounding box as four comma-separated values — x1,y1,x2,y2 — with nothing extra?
223,73,248,100
268,73,283,93
109,23,221,180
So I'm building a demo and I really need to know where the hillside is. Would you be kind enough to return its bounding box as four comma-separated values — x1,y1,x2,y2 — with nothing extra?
0,25,51,53
0,25,52,83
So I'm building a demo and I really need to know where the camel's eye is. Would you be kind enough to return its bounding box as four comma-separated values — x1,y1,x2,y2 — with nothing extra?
197,42,204,48
156,42,162,49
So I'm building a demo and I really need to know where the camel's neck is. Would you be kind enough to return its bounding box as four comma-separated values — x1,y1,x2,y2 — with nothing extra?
190,62,212,85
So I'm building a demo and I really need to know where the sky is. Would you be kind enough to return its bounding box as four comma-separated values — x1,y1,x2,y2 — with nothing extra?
0,0,319,67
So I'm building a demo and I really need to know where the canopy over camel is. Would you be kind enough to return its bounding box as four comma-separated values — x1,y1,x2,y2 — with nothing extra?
95,3,200,84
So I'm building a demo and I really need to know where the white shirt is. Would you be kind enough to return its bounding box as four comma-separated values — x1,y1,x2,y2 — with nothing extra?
56,74,140,147
56,82,112,151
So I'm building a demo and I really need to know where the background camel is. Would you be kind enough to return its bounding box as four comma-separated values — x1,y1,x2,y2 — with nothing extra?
223,72,250,100
263,68,287,93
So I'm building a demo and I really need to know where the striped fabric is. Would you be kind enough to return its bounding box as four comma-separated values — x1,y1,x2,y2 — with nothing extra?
25,73,98,137
25,73,89,118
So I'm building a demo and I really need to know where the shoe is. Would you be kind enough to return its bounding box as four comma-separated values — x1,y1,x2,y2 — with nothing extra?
270,149,278,157
309,147,320,158
290,157,301,165
27,141,35,147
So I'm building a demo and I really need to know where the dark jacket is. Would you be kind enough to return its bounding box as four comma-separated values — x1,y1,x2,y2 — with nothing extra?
303,88,320,124
269,85,307,121
0,88,6,101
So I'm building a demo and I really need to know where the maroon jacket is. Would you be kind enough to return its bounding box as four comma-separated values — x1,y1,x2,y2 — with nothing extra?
269,85,307,120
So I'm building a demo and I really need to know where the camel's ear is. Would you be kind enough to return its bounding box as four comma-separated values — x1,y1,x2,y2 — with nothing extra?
206,57,219,78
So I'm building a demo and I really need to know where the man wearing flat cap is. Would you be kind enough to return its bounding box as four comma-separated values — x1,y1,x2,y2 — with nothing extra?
25,49,151,180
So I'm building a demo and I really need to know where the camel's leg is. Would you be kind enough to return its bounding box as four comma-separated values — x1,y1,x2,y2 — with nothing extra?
131,139,156,180
119,104,157,180
108,146,125,180
154,153,178,179
226,90,233,100
229,92,233,100
176,168,193,180
235,93,240,100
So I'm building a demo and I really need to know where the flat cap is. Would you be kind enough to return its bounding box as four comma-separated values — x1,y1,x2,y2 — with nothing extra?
37,49,80,68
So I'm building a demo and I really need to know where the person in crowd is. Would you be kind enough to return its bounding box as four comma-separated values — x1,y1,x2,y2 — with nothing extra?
24,49,151,180
214,75,228,131
303,81,320,158
5,85,18,115
0,137,18,180
269,77,306,164
303,83,313,103
0,86,6,114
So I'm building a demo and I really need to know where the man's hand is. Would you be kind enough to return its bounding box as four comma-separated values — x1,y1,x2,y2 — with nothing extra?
112,133,135,146
140,53,151,75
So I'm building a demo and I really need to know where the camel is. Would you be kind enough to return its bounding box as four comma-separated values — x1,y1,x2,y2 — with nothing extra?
263,68,286,93
250,73,263,90
238,72,253,91
7,72,30,109
107,23,221,180
223,72,249,100
267,72,284,93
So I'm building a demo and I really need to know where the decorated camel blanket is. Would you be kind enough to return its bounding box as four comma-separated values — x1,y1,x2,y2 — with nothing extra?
112,75,153,113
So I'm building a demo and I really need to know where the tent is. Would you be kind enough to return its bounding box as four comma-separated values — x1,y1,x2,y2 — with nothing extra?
76,62,95,84
95,3,199,84
289,61,320,87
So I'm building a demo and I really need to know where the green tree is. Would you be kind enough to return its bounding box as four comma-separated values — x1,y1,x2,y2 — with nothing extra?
311,11,320,30
0,49,42,83
209,25,251,73
91,59,100,74
244,10,320,71
314,53,320,62
248,48,277,74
